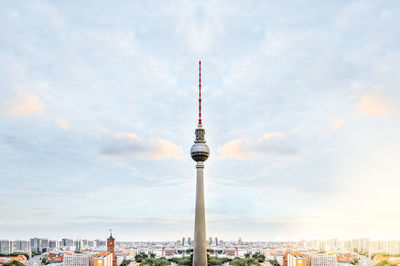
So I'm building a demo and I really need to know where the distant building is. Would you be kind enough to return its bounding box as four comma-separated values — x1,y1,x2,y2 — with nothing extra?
75,239,82,253
0,240,13,254
14,240,30,252
95,239,106,247
161,247,176,256
360,239,370,253
188,238,192,245
64,254,90,266
182,237,185,246
129,250,136,257
326,239,339,250
91,252,113,266
390,240,400,255
209,238,212,245
288,253,306,266
215,237,218,246
47,253,64,263
224,247,238,257
42,239,49,249
238,238,243,245
0,255,27,264
337,253,352,264
30,238,42,253
380,241,390,253
107,230,117,266
49,240,60,249
342,241,351,252
311,254,337,266
62,239,74,247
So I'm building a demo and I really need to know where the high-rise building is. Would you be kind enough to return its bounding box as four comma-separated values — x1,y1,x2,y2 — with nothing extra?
310,254,337,266
188,238,192,245
209,238,213,245
49,240,60,249
64,254,89,266
182,237,185,246
107,230,117,266
342,240,351,251
95,239,105,247
41,239,49,249
0,240,13,254
14,240,30,252
190,60,210,266
359,239,369,253
30,238,42,253
75,239,82,253
390,240,400,255
215,237,218,246
326,239,339,250
62,239,74,247
380,241,390,253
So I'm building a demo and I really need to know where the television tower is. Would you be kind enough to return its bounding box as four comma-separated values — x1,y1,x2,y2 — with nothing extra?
190,60,210,266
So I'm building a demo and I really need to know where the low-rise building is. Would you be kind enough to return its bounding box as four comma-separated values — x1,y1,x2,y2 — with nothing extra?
288,253,307,266
91,252,113,266
161,247,176,257
224,248,238,257
311,254,337,266
64,254,90,266
0,255,27,264
47,253,64,263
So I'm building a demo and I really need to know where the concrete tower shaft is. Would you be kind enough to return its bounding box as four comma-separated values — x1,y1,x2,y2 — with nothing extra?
193,161,207,266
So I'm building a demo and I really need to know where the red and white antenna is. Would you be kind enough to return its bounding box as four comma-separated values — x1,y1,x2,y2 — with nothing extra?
198,60,202,127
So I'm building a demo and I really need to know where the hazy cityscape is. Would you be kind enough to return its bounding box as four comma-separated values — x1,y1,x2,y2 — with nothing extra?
2,235,400,266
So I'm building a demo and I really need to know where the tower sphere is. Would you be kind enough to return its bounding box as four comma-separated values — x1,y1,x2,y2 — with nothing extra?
190,127,210,162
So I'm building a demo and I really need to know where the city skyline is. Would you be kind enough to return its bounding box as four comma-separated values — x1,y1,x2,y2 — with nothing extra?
1,1,400,241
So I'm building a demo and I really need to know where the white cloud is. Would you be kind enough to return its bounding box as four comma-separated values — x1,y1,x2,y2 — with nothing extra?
356,91,398,116
2,92,44,117
56,119,70,131
330,118,344,131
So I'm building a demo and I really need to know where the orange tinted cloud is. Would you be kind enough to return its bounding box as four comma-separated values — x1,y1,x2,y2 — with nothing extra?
356,91,397,116
2,92,44,117
330,119,344,131
56,119,70,131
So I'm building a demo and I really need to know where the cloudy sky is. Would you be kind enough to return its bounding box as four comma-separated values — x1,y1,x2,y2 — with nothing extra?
1,1,400,242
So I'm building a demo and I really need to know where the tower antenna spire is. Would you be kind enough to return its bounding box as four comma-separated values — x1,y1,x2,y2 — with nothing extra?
198,60,202,127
